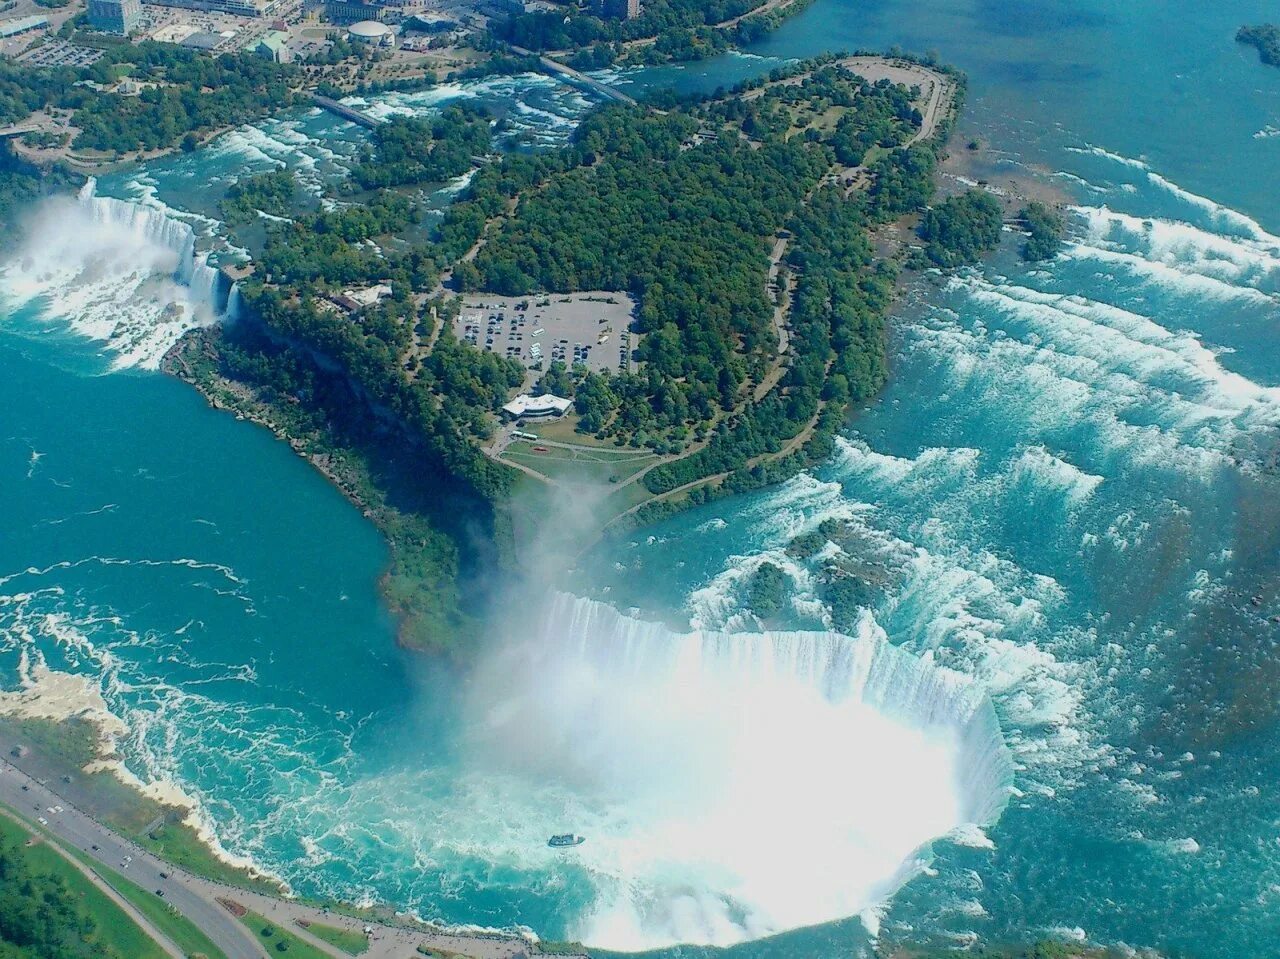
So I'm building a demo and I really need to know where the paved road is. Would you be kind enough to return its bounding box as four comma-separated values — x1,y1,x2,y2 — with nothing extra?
0,760,268,959
0,805,186,959
0,759,562,959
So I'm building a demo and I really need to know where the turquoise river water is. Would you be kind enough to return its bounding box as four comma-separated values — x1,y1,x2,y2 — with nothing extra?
3,2,1280,956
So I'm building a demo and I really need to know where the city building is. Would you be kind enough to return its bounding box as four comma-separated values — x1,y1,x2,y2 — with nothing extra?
180,30,223,49
87,0,141,33
325,0,384,23
601,0,639,20
0,14,48,38
255,29,290,61
494,0,556,15
144,0,276,20
346,18,393,44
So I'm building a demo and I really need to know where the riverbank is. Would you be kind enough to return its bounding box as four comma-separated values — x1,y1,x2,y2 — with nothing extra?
0,743,584,959
161,327,489,659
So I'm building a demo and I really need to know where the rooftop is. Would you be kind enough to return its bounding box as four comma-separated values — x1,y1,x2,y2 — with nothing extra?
0,15,48,36
502,393,573,419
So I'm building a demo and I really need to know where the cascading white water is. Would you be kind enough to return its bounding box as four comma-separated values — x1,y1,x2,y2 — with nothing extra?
542,593,1012,827
1,180,237,369
464,593,1013,950
77,179,199,283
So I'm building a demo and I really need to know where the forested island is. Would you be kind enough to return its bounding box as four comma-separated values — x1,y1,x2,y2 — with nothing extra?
1237,24,1280,67
158,52,981,657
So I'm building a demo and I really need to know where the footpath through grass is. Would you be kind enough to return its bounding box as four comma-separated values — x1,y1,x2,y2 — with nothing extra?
0,812,169,959
303,919,369,955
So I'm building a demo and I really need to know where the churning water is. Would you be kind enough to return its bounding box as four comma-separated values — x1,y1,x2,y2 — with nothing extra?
4,2,1280,956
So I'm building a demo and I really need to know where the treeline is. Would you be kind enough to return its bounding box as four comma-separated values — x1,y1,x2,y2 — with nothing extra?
494,0,814,66
236,283,519,497
0,141,76,228
0,835,116,959
0,43,295,153
641,184,894,495
255,189,427,287
701,65,920,163
1237,24,1280,67
349,105,492,189
1018,201,1065,261
495,0,762,50
221,169,299,224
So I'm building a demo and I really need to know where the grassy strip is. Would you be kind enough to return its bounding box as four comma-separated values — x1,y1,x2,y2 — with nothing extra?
0,715,277,894
302,920,369,955
0,813,170,959
240,909,332,959
92,857,230,959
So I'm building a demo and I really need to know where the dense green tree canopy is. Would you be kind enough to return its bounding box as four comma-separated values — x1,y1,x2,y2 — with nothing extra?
917,188,1003,267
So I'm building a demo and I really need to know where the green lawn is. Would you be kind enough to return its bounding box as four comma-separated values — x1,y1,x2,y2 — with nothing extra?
302,920,369,955
91,856,229,959
504,442,654,486
0,813,169,959
134,818,276,892
240,909,332,959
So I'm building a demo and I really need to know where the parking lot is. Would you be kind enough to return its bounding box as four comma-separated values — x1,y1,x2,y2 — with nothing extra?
17,39,103,66
455,292,640,376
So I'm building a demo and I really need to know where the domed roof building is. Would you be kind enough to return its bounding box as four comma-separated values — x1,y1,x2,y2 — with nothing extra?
347,20,393,45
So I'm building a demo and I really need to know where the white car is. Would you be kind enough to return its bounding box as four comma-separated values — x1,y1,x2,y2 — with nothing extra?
37,817,47,825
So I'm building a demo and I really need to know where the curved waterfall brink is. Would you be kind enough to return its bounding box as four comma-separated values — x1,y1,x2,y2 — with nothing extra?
0,181,238,369
76,179,233,316
470,593,1014,949
542,592,1013,829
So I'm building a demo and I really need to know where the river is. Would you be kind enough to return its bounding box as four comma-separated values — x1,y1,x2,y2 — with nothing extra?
3,2,1280,956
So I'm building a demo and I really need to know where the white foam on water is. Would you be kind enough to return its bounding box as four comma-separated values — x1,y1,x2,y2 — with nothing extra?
909,278,1269,477
1008,446,1103,503
1069,146,1280,244
959,275,1280,422
0,181,236,369
462,593,1012,950
1075,205,1280,290
1063,241,1279,306
832,438,982,490
1067,144,1150,171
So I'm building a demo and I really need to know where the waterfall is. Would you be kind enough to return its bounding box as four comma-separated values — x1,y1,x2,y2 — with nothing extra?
540,593,1013,827
78,179,200,286
0,180,241,369
475,593,1017,948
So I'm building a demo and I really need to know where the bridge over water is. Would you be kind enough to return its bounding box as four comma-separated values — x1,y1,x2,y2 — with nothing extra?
508,46,639,106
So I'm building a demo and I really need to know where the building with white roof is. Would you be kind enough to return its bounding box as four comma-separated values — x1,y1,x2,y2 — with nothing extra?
501,393,572,420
